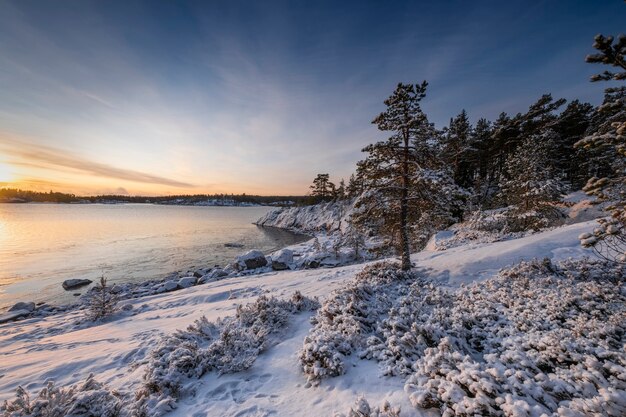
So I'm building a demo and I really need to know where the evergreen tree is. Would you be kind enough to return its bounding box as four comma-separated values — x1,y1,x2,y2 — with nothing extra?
553,100,594,187
469,118,495,207
345,173,363,198
309,174,336,201
499,132,566,230
442,109,476,189
575,26,626,263
576,88,625,261
87,276,118,321
586,34,626,82
335,178,346,200
353,82,460,270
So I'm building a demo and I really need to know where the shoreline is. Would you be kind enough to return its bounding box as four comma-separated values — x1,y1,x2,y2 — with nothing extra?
0,224,313,322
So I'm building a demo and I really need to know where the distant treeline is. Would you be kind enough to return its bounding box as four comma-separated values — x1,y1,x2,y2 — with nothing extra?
0,188,309,206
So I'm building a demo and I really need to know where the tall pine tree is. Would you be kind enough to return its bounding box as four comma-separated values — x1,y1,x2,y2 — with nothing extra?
354,82,460,270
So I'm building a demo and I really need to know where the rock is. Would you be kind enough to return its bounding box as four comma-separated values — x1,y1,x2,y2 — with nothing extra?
0,310,30,324
73,293,81,297
272,249,294,271
198,269,229,284
8,302,36,313
163,281,179,292
235,250,268,271
305,259,320,269
177,276,197,288
193,270,204,278
62,279,92,290
110,284,124,294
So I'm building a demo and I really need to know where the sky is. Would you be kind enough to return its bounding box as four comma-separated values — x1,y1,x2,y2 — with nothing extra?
0,0,624,196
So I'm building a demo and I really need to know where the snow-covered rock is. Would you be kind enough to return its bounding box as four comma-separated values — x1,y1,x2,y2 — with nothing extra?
62,279,93,290
0,310,31,324
198,268,229,284
177,276,197,288
255,199,352,235
162,281,178,292
235,250,268,270
272,249,293,270
8,302,35,313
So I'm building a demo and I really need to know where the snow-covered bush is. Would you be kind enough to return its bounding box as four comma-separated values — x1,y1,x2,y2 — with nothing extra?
300,262,418,384
399,258,626,416
1,374,123,417
86,276,118,321
333,396,401,417
302,257,625,416
432,207,565,251
136,291,319,416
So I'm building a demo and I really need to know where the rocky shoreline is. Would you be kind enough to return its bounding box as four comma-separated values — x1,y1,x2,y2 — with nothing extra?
0,226,331,325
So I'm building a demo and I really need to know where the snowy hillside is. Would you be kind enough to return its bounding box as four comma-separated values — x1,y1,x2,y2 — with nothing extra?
2,219,624,416
255,199,354,235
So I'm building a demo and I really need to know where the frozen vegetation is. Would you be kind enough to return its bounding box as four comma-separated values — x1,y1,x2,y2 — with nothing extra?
2,215,624,416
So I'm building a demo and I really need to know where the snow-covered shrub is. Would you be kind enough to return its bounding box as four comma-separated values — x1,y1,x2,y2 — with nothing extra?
136,291,319,416
301,257,625,416
399,258,626,417
300,262,418,384
86,276,118,321
334,396,401,417
501,206,565,233
1,374,123,417
433,207,565,251
362,281,455,377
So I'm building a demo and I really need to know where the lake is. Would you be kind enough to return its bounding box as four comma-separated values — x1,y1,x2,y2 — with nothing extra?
0,204,307,310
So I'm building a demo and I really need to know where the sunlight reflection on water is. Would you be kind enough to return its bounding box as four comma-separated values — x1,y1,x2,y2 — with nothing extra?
0,204,308,309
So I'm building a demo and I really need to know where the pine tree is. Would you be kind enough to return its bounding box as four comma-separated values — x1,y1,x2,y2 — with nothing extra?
442,109,476,189
575,25,626,263
309,174,336,201
336,178,346,200
469,118,495,207
585,34,626,82
346,173,364,198
353,82,460,270
499,132,566,230
575,91,625,262
554,100,594,188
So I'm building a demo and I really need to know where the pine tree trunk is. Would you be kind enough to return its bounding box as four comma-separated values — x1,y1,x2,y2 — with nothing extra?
400,127,411,271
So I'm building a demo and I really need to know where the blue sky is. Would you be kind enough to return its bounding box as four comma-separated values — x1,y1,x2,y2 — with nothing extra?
0,0,623,195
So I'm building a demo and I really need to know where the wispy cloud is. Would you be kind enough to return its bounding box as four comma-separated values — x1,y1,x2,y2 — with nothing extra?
0,136,194,188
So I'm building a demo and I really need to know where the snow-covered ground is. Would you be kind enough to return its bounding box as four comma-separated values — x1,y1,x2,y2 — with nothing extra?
2,219,618,416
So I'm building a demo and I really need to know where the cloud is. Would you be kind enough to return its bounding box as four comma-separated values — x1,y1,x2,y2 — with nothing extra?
0,136,195,188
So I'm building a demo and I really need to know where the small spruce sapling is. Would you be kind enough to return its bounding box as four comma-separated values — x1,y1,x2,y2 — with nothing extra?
87,275,118,321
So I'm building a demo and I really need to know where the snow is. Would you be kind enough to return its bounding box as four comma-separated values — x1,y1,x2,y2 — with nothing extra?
0,219,619,416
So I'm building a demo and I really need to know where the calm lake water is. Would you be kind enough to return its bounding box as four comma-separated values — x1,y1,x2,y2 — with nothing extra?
0,204,308,310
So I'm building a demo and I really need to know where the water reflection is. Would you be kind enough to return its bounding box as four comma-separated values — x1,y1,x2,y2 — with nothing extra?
0,204,309,310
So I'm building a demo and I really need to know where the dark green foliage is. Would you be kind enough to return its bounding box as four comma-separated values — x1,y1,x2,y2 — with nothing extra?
586,33,626,82
354,82,461,270
309,173,336,201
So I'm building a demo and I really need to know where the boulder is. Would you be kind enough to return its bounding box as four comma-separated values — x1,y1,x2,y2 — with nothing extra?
235,250,268,271
177,276,197,288
163,281,179,292
271,249,293,271
8,302,36,313
62,279,92,290
198,269,229,284
0,310,30,324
